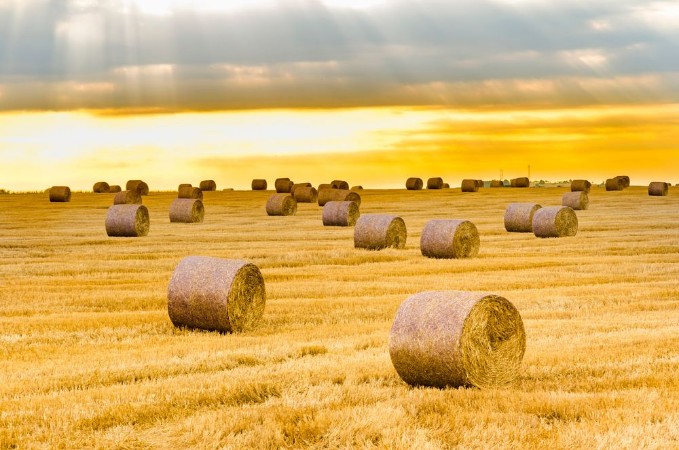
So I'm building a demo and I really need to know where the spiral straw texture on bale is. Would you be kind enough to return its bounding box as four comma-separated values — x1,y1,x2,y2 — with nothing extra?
461,179,479,192
331,180,350,190
199,180,217,191
532,206,578,238
420,219,480,259
317,189,361,207
293,186,318,203
93,181,110,193
275,178,294,193
126,180,149,195
251,179,268,190
49,186,71,202
510,177,530,188
504,203,542,233
105,204,149,237
354,214,407,250
406,177,424,190
427,177,444,189
562,191,589,210
178,186,203,200
648,182,669,196
167,256,266,333
605,177,624,191
490,180,504,187
322,201,360,227
109,185,122,193
113,190,142,205
570,179,591,193
170,199,205,223
266,194,297,216
389,291,526,389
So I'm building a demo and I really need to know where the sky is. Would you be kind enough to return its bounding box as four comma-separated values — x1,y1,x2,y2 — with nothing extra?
1,0,678,190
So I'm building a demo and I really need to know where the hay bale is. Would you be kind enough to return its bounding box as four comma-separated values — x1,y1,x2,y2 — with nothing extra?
113,190,142,205
427,177,444,189
105,204,149,237
293,186,318,203
93,181,110,193
532,206,578,238
109,185,122,193
510,177,530,188
562,191,589,210
331,180,349,190
605,177,624,191
291,182,312,195
317,188,361,207
461,179,479,192
318,183,335,191
476,180,484,188
617,175,630,188
442,183,450,189
178,185,203,200
199,180,216,191
49,186,71,202
389,290,526,388
420,219,480,259
251,179,268,190
167,256,266,333
504,203,542,233
570,179,591,193
126,180,149,195
275,178,294,193
351,186,363,191
266,193,297,216
648,182,669,196
169,198,205,223
354,214,407,250
406,177,423,190
322,201,360,226
490,180,504,188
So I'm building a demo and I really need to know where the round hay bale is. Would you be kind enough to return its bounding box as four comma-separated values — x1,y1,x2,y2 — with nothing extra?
275,178,294,193
442,183,450,189
113,190,142,205
532,206,578,238
331,180,349,190
178,183,192,189
427,177,444,189
293,186,318,203
461,179,479,192
318,183,335,191
251,179,268,190
351,185,363,191
354,214,407,250
109,185,122,193
291,182,312,195
322,201,360,227
476,180,484,188
126,180,149,195
266,193,297,216
605,177,624,191
617,175,630,188
178,185,203,200
504,203,542,233
105,204,149,237
510,177,530,188
562,191,589,210
420,219,480,259
570,179,591,193
406,177,423,190
199,180,216,191
49,186,71,202
317,188,361,207
93,181,110,193
648,181,669,196
389,290,526,388
490,180,504,187
167,256,266,333
170,198,205,223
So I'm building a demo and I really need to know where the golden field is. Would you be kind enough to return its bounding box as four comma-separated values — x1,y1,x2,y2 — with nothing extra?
0,186,678,449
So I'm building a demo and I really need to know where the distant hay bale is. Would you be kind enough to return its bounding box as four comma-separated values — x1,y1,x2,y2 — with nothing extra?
562,191,589,210
293,186,318,203
420,219,480,259
605,177,624,191
93,181,110,193
178,185,203,200
322,201,360,226
351,185,363,191
178,183,192,190
389,290,526,388
291,182,312,195
406,177,423,190
266,193,297,216
490,180,504,188
461,179,479,192
442,183,450,189
109,185,122,193
510,177,530,188
113,190,142,205
275,178,294,193
648,181,669,196
354,214,407,250
570,179,591,193
169,198,205,223
318,183,335,191
49,186,71,202
199,180,216,191
532,206,578,238
251,179,268,190
317,188,361,207
427,177,444,189
167,256,266,333
331,180,349,190
617,175,630,188
105,204,149,237
476,180,484,188
126,180,149,195
504,203,542,233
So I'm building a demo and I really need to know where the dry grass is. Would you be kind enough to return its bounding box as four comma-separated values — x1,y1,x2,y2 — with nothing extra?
1,186,678,449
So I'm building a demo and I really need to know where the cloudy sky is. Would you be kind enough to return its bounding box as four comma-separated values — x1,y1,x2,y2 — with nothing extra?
1,0,678,189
